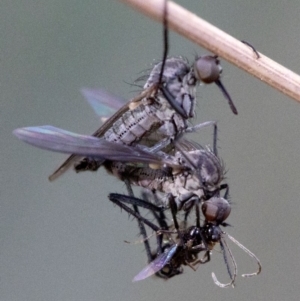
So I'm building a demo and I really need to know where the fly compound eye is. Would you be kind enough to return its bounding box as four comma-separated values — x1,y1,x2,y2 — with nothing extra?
202,197,231,223
194,56,222,84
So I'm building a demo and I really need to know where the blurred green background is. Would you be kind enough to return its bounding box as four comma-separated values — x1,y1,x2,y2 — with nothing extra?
2,0,300,300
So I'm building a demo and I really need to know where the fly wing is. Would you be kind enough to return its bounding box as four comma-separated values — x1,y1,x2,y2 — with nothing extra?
13,126,179,166
48,91,131,181
48,86,155,181
80,88,125,122
133,244,178,281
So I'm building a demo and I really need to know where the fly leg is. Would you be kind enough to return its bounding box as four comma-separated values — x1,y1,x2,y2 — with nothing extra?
241,40,260,58
125,179,154,262
156,0,169,95
141,190,169,255
140,190,184,278
109,191,183,279
160,85,189,118
185,121,218,155
108,192,162,264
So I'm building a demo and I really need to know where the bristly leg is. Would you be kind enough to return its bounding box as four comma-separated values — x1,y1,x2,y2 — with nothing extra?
157,0,169,94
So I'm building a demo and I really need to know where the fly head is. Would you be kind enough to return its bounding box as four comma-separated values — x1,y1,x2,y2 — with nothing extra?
193,55,237,114
202,197,231,224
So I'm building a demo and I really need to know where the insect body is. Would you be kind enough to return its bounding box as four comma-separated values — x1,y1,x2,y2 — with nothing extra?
14,100,227,215
46,54,235,181
104,139,225,212
48,57,198,180
13,122,226,215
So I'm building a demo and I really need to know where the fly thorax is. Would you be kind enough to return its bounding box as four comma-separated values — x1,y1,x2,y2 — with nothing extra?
184,226,204,248
159,173,191,198
161,172,203,199
163,69,197,119
183,176,205,200
128,167,167,191
152,107,187,139
153,96,175,119
144,57,190,89
176,192,202,212
192,149,224,189
144,58,197,119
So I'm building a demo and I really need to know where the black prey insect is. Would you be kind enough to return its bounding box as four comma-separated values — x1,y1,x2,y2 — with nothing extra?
108,191,261,287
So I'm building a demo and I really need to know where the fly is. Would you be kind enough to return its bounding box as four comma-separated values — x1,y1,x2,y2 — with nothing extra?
13,120,225,217
12,126,261,287
13,122,224,214
45,0,236,181
48,52,235,182
114,123,226,215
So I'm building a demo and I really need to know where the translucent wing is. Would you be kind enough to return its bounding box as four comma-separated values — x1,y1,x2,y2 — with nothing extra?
48,87,155,181
13,125,178,165
80,88,125,122
133,244,178,281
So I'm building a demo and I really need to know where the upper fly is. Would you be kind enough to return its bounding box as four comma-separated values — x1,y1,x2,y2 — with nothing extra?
45,54,235,181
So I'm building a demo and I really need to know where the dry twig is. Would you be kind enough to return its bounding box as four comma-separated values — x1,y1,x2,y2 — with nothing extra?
119,0,300,103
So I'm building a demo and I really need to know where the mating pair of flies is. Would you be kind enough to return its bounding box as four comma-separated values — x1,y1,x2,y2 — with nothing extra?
13,55,260,287
13,0,260,288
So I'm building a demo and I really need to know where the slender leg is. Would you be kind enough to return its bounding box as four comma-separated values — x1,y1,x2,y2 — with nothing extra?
108,191,168,264
157,0,169,92
108,193,160,231
124,179,152,262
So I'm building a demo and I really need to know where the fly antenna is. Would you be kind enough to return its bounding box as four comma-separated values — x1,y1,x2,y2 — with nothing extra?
226,233,262,277
211,237,237,288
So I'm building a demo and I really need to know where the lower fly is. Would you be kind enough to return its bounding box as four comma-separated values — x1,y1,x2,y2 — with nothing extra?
13,120,224,217
13,126,261,286
96,122,227,215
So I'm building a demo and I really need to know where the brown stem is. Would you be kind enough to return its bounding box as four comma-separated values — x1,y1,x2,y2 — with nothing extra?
119,0,300,104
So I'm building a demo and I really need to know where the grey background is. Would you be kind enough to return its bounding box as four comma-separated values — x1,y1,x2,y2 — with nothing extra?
2,0,300,300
